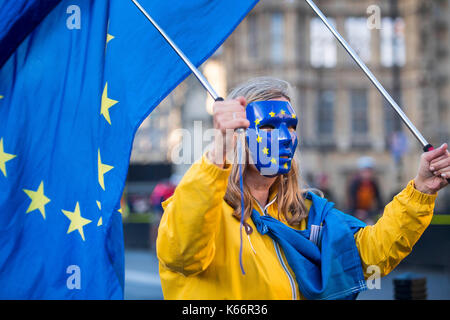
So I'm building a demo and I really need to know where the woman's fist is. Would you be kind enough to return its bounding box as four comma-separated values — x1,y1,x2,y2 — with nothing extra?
209,97,250,167
212,97,249,133
414,143,449,194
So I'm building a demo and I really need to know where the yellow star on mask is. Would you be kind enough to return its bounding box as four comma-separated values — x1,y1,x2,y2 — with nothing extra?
256,135,262,143
98,149,114,191
271,158,277,164
283,163,288,169
262,147,269,155
23,181,51,220
100,82,118,125
269,112,275,117
62,202,92,241
0,138,16,178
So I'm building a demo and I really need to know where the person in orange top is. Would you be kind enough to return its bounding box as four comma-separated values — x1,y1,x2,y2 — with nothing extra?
156,77,449,300
348,156,383,224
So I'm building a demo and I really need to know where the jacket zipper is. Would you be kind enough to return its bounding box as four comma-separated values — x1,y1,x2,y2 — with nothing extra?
256,199,298,300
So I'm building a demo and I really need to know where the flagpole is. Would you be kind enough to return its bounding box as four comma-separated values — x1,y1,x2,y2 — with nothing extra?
130,0,222,101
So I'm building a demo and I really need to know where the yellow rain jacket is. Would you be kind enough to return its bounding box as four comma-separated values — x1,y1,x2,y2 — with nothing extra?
157,155,437,300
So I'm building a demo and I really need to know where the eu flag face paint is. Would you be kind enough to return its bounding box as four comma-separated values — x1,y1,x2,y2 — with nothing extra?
246,100,298,176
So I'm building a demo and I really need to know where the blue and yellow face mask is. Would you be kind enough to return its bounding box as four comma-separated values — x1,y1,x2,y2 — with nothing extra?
245,100,298,176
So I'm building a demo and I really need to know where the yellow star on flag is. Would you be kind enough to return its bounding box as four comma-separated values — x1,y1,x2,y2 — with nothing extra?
292,114,296,119
23,181,51,220
254,118,261,126
106,19,114,46
269,112,275,117
0,95,3,99
271,158,277,164
100,82,118,125
98,149,113,191
256,135,262,143
0,138,16,177
107,33,114,45
280,110,286,115
262,147,269,155
62,202,92,241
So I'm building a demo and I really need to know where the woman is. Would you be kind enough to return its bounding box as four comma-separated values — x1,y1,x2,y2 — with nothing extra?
156,77,449,300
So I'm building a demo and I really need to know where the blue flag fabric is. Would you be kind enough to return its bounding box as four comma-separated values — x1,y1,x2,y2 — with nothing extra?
0,0,61,68
251,192,368,300
0,0,257,299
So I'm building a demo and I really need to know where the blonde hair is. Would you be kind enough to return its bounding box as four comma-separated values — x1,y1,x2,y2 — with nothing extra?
224,77,310,226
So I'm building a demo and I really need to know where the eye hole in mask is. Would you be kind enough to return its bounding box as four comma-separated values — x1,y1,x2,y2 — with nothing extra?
260,124,296,132
259,124,275,131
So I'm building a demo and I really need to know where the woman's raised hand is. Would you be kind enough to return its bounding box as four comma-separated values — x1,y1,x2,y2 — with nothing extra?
208,97,250,167
414,143,449,194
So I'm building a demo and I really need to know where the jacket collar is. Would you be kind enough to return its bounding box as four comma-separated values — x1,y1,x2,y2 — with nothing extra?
252,186,278,216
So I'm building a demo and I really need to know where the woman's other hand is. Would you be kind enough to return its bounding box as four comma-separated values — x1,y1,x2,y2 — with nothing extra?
414,143,449,194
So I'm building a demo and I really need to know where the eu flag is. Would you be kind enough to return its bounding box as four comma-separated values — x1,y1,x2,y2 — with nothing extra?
0,0,257,299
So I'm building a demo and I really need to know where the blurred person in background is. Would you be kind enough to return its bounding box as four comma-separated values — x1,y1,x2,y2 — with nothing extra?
156,77,449,300
347,156,383,225
315,173,334,203
149,174,179,249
